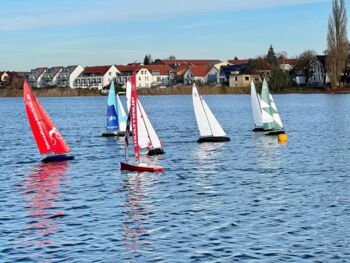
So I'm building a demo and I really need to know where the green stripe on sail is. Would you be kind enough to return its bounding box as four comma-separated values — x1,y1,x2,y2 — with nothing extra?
261,79,274,130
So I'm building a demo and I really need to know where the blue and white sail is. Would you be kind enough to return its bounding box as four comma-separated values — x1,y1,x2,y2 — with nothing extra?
106,82,119,131
116,93,127,133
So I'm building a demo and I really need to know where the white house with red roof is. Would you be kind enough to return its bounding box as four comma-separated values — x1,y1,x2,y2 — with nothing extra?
183,65,219,85
136,65,174,88
74,65,119,89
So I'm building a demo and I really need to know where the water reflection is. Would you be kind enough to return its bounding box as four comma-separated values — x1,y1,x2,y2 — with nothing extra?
193,142,225,164
255,135,283,170
121,172,155,257
21,161,68,248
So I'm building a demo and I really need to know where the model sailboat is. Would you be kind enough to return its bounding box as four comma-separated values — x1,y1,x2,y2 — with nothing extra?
23,80,74,163
251,81,264,131
260,79,285,135
102,82,127,137
120,72,164,172
192,84,230,142
125,77,164,155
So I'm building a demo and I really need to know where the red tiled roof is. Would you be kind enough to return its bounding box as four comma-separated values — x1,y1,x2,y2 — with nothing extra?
139,65,173,75
156,59,221,67
176,65,189,76
115,65,136,72
189,65,213,77
228,59,249,65
82,65,114,75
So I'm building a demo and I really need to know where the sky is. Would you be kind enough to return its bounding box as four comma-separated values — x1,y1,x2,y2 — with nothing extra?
0,0,349,71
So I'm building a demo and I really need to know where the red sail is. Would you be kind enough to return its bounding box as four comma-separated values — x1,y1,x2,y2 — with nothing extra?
130,72,140,161
23,80,70,155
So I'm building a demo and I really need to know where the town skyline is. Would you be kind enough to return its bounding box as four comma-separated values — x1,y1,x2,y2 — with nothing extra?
1,0,349,71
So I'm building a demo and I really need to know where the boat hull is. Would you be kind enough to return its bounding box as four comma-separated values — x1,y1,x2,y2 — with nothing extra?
101,131,125,137
147,148,165,156
197,136,230,143
252,127,265,132
264,130,286,136
120,162,164,172
41,154,75,163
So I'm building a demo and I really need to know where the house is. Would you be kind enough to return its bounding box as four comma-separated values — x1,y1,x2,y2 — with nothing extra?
56,65,84,89
26,67,48,88
183,65,219,85
219,63,249,84
0,71,9,88
74,65,119,90
153,59,221,69
136,65,174,88
308,55,330,86
41,66,63,87
279,59,298,71
229,73,261,88
115,65,137,86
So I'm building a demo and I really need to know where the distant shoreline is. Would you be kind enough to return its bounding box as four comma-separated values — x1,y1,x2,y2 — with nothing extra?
1,85,350,97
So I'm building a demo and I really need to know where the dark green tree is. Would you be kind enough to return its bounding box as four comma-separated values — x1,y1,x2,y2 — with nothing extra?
269,67,291,91
143,54,152,65
266,45,278,66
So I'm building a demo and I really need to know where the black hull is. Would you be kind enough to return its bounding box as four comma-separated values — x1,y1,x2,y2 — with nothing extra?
101,131,125,137
41,154,75,163
264,130,286,136
197,136,230,143
147,148,165,156
252,127,265,132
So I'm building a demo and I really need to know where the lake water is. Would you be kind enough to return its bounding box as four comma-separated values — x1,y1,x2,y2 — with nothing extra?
0,94,350,262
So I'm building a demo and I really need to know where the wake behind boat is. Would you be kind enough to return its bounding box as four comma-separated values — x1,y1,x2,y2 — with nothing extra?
120,72,164,172
192,84,230,143
102,82,127,137
23,80,74,163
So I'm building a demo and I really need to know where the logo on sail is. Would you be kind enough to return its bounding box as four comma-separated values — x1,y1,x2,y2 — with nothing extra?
49,127,62,145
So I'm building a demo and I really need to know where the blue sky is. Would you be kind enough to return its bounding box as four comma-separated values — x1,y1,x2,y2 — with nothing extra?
0,0,348,71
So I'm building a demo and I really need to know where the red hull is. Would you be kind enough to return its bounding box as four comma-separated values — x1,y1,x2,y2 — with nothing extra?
120,162,164,172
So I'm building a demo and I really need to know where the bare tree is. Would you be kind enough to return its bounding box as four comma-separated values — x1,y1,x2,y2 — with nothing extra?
294,50,317,84
326,0,348,88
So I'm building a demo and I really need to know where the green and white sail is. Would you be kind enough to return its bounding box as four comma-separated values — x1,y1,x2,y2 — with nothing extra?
269,93,284,130
260,79,274,130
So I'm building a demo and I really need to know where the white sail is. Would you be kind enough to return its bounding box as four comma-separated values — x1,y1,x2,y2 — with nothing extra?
269,93,284,129
192,84,227,137
137,100,162,150
250,81,263,128
136,100,149,150
126,79,132,113
116,94,127,132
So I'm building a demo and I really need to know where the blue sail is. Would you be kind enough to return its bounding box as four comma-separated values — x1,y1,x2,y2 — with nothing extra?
106,82,119,131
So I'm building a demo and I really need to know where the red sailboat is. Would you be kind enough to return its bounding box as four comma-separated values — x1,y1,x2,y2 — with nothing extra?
23,80,74,163
120,72,164,172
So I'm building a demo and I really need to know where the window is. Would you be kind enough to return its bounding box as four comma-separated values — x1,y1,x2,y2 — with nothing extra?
139,77,141,81
157,77,161,82
235,77,238,81
109,72,112,76
245,77,249,81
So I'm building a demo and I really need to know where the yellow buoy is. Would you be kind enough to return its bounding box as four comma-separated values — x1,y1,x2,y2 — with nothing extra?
278,133,288,144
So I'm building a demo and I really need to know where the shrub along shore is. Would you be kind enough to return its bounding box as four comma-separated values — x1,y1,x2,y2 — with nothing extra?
1,85,350,97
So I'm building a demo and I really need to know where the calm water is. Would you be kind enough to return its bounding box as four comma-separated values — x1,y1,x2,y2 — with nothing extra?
1,94,350,262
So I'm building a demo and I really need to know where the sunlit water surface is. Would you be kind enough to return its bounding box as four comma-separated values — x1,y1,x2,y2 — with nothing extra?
0,94,350,262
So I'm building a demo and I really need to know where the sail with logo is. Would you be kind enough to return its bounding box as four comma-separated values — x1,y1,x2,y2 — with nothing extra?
102,82,127,136
23,80,74,163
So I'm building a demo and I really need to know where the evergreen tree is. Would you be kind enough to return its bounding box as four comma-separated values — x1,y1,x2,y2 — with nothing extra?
266,45,278,66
